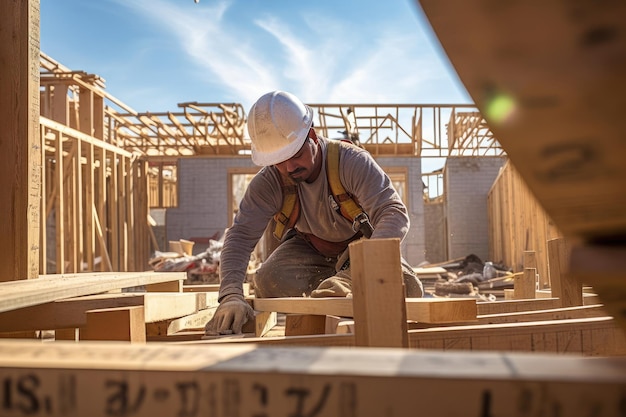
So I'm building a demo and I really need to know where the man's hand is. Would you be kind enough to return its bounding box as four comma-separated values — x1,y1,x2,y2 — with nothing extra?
204,294,255,335
310,273,352,298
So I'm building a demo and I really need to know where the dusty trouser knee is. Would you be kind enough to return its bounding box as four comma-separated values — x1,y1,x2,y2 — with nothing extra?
254,235,335,298
401,257,423,297
330,257,423,298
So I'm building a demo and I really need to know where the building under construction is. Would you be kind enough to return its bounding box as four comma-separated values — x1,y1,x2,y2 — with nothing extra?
1,2,625,416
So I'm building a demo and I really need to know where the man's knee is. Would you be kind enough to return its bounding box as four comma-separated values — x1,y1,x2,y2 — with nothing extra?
403,274,424,298
254,264,318,298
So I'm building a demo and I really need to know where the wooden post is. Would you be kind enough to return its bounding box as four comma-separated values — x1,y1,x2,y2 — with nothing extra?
0,0,41,281
548,237,582,307
513,268,536,299
350,238,408,348
81,306,146,343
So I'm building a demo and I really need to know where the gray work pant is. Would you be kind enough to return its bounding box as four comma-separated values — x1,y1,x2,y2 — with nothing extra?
253,233,423,298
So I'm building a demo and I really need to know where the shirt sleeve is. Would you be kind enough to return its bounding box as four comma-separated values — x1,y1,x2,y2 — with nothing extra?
218,167,283,300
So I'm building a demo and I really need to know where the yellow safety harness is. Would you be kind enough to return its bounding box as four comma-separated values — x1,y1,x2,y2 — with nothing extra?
273,140,373,241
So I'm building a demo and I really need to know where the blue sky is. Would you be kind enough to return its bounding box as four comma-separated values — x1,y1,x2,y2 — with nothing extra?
40,0,472,114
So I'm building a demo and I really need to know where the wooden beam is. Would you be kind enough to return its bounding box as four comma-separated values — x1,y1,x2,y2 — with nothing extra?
548,237,582,307
242,311,278,337
513,268,536,299
285,314,327,336
166,306,217,335
252,297,477,324
476,298,561,315
195,316,626,356
1,341,625,416
0,0,40,282
330,304,609,332
408,317,626,356
81,306,146,343
0,291,218,332
350,238,408,348
0,271,187,313
476,304,608,325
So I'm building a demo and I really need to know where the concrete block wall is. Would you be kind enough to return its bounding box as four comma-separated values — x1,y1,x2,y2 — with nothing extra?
166,154,426,265
378,156,426,266
444,157,506,262
166,156,256,250
424,200,446,264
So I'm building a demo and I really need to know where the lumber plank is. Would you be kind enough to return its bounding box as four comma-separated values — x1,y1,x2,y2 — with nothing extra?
547,237,583,307
0,271,187,313
2,341,624,417
513,268,536,299
167,307,217,335
252,297,476,324
80,306,146,343
0,293,146,332
193,317,626,356
285,314,327,336
477,304,608,325
350,238,408,347
417,1,626,240
242,311,278,337
406,298,477,323
0,0,40,283
0,292,218,332
145,280,183,293
409,317,626,356
476,298,561,315
408,304,610,329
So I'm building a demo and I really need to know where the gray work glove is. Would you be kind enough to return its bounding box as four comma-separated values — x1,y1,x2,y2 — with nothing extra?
310,271,352,298
204,294,255,335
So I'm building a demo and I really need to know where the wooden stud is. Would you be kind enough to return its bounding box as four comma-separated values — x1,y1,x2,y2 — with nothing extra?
548,237,582,307
350,238,408,348
0,0,41,282
81,306,146,343
513,268,536,299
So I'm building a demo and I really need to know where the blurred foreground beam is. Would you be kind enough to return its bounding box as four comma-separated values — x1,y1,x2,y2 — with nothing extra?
1,340,624,416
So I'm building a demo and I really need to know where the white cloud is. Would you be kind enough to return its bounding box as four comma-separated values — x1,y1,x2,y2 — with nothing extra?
109,0,467,111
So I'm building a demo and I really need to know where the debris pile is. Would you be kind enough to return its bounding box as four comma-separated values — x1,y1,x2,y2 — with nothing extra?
420,254,513,300
149,239,223,284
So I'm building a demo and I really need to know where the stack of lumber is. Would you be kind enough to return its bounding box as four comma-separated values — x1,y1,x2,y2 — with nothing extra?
0,272,224,342
1,240,625,416
1,239,624,356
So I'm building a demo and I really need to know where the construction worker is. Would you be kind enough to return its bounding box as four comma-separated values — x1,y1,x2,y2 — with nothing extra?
204,90,423,335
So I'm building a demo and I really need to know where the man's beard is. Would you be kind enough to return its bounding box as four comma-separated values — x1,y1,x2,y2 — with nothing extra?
288,168,307,182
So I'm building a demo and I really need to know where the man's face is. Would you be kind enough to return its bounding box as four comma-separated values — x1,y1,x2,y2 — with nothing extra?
274,135,316,183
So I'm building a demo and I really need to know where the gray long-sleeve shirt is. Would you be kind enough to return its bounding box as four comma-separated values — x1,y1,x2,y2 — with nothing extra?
218,136,410,300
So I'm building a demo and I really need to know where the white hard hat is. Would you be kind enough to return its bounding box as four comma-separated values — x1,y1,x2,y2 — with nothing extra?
247,90,314,166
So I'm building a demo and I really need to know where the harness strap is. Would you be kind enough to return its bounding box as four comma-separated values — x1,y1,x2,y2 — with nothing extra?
326,140,367,224
273,176,300,240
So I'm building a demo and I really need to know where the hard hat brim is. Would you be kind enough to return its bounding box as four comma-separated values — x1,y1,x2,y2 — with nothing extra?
250,105,314,166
